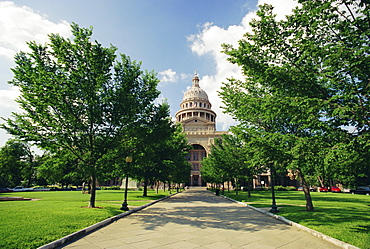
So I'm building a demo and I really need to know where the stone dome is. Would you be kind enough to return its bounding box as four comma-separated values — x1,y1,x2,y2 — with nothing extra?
182,74,208,101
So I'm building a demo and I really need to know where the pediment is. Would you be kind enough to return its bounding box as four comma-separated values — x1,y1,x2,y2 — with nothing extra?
183,116,213,124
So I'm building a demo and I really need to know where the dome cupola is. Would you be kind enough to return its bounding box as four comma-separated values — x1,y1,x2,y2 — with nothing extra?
175,72,216,126
182,73,209,102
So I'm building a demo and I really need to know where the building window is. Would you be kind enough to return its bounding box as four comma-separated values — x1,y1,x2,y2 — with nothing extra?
193,152,199,161
199,103,202,107
201,152,206,159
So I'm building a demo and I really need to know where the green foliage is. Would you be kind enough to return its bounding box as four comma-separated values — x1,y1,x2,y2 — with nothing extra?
1,23,161,207
202,133,265,195
0,139,36,188
219,0,370,210
100,186,122,190
274,185,297,191
130,103,191,196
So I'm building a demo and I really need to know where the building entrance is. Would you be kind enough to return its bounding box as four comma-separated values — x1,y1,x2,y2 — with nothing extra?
188,144,206,186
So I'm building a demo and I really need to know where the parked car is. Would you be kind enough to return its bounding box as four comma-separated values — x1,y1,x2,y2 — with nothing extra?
49,186,77,191
318,187,328,192
0,188,13,193
296,187,316,192
60,187,77,191
350,186,370,195
343,188,351,193
12,186,34,192
32,187,50,191
331,186,341,193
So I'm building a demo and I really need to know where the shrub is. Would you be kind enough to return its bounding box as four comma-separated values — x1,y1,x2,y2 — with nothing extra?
275,186,296,191
100,186,121,190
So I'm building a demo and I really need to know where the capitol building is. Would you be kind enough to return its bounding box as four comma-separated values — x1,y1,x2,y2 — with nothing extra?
176,73,227,186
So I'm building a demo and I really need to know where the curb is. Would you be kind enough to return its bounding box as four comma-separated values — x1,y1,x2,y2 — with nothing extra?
221,194,360,249
37,191,182,249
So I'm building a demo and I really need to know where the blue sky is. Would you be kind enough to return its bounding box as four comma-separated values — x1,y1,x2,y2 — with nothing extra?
0,0,298,148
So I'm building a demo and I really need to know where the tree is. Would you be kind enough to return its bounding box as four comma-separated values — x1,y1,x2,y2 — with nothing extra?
1,24,160,207
163,124,192,188
0,139,35,188
131,102,191,196
201,143,229,189
37,150,84,187
220,0,370,211
202,133,264,196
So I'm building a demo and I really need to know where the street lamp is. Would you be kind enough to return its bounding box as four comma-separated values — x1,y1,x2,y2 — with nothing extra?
120,156,132,211
269,161,279,214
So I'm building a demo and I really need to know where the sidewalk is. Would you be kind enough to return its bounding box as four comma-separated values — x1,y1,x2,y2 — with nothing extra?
60,187,342,249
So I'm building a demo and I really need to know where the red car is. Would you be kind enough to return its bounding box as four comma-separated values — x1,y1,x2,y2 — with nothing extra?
331,186,341,193
0,188,13,193
318,187,328,192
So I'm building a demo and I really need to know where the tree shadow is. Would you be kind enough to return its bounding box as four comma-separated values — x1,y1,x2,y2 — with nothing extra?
127,189,290,233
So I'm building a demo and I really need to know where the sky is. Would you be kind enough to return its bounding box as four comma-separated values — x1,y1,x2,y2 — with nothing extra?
0,0,299,148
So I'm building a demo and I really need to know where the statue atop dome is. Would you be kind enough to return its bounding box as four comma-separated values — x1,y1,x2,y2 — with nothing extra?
192,71,200,88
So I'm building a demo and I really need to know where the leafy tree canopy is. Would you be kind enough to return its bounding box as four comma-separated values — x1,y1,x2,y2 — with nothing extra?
220,0,370,210
1,23,160,207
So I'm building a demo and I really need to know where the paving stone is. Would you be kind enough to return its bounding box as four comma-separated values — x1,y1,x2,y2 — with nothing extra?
61,187,343,249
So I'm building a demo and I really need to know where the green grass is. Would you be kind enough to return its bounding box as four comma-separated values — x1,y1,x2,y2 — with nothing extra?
0,190,169,249
222,190,370,249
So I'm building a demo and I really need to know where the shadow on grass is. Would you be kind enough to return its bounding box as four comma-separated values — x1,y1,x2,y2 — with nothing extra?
103,206,123,217
351,224,370,233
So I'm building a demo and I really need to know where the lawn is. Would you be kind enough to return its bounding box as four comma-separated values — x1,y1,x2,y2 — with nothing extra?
222,190,370,249
0,189,169,249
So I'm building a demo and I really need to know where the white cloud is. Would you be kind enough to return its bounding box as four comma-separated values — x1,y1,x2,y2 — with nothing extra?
258,0,300,19
0,1,71,60
0,1,71,147
158,69,178,86
187,0,299,131
0,86,20,109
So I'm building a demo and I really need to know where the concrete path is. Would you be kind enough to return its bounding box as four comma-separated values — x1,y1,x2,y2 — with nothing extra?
61,187,340,249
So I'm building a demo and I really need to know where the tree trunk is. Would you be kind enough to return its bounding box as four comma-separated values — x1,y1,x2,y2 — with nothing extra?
247,178,252,198
298,170,314,211
317,175,325,187
156,181,159,194
89,174,96,208
143,179,148,197
222,181,225,195
235,178,239,195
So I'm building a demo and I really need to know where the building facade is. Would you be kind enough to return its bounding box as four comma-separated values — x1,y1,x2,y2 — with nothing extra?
175,73,227,186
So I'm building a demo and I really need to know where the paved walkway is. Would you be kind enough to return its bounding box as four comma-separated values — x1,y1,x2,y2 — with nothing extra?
61,187,340,249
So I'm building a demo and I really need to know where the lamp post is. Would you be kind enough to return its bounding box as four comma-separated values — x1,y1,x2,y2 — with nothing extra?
120,156,132,211
269,161,279,213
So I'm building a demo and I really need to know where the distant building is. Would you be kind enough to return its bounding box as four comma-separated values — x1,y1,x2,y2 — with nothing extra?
175,73,227,186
